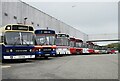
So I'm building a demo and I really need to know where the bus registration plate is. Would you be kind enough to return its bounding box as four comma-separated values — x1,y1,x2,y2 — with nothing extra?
19,55,25,58
45,54,50,56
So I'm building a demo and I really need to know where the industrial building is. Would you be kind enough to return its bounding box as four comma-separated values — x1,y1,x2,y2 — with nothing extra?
0,0,88,42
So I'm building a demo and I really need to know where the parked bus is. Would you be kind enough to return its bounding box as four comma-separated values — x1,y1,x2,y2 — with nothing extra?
69,37,76,54
87,42,95,54
0,24,35,60
55,33,70,55
82,42,95,54
34,29,56,58
81,43,90,54
93,45,100,54
107,47,118,54
99,46,107,54
75,38,83,54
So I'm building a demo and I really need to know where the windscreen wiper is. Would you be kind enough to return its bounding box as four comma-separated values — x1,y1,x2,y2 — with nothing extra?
21,34,30,46
13,37,21,46
21,38,30,46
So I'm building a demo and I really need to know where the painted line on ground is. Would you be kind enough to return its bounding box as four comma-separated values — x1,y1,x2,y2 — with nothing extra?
1,65,11,68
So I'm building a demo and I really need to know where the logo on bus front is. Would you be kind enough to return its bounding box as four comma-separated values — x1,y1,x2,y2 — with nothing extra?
43,49,51,51
15,50,28,52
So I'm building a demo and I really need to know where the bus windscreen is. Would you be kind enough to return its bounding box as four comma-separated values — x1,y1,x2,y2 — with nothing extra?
5,32,35,45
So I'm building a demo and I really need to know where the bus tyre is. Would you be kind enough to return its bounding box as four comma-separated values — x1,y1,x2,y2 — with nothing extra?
35,55,39,58
22,59,27,62
44,56,48,59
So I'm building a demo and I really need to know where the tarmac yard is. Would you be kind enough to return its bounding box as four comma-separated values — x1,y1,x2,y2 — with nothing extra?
2,54,118,79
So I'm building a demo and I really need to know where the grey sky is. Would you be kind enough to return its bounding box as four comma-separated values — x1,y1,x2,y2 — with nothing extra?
21,0,118,35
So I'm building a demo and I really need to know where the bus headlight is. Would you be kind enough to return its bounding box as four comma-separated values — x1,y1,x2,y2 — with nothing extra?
39,49,41,51
6,49,13,52
10,49,13,52
30,49,32,52
7,26,11,30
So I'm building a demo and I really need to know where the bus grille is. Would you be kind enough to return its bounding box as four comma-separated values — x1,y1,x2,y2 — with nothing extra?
15,49,29,52
42,47,53,52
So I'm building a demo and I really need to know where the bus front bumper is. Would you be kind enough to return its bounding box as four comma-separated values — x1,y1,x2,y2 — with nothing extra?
35,51,56,57
3,55,35,59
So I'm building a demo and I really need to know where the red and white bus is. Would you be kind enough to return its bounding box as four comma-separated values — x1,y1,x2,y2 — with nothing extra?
55,33,70,55
69,37,76,54
87,42,95,54
75,38,83,54
107,47,118,54
81,42,95,54
93,45,100,54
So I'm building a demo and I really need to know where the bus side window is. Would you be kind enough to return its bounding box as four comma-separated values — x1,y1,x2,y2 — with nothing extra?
0,36,4,43
2,36,5,43
33,36,37,45
68,39,70,46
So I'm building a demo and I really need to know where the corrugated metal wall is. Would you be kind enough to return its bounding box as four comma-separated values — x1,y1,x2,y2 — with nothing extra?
1,0,88,42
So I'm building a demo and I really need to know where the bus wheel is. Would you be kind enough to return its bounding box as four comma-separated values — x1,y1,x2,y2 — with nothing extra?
22,59,27,62
44,56,48,59
36,54,40,58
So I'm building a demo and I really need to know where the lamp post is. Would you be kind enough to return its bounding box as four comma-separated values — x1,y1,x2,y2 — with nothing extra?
13,16,18,24
24,17,27,25
46,27,48,30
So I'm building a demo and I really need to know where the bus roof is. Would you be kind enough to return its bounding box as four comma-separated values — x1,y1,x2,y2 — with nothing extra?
75,39,83,42
70,37,75,41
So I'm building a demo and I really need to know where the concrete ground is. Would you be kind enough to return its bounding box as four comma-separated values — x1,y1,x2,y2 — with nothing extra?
2,54,118,79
